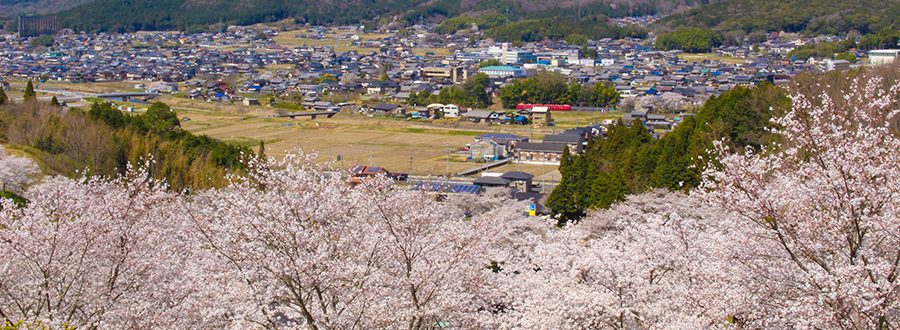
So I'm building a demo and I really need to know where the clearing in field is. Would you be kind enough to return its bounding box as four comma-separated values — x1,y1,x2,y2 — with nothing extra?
678,53,747,65
271,30,451,56
171,101,592,180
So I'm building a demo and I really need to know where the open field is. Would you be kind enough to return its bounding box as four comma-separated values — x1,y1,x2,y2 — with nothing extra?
551,111,621,129
678,53,747,65
176,111,558,177
271,31,451,56
165,99,622,179
4,79,623,181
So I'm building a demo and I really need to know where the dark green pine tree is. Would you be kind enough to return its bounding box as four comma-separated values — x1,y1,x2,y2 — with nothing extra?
50,95,60,106
589,170,628,209
0,87,7,105
258,140,266,159
650,116,701,190
571,155,598,212
559,145,573,173
23,80,36,102
546,146,584,223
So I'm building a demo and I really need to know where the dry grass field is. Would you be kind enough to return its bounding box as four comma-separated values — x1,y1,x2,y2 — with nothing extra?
678,53,747,64
271,30,452,56
167,100,619,179
4,79,621,181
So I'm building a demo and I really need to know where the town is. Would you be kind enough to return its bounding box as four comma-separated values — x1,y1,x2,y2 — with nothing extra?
2,0,900,327
1,20,898,211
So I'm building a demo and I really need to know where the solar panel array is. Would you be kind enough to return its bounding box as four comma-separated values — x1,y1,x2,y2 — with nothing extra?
412,183,480,194
477,133,525,140
450,185,480,194
349,165,365,175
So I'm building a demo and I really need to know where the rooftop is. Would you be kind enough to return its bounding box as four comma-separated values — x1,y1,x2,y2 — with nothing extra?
479,66,523,71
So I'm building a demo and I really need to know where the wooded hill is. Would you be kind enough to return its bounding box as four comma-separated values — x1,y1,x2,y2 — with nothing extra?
0,100,252,192
0,0,93,17
654,0,900,35
54,0,707,33
547,82,789,221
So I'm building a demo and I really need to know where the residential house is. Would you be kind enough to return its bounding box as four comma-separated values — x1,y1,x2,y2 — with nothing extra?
501,171,534,193
513,142,567,165
463,110,501,123
442,103,466,117
313,101,339,112
348,165,390,184
541,133,585,153
370,103,405,115
530,106,553,127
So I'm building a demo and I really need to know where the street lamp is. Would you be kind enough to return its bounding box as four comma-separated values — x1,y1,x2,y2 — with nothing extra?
446,143,450,178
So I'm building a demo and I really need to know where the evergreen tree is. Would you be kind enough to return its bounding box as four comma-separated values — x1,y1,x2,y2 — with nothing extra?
546,84,787,220
258,140,266,159
559,146,573,173
589,170,627,209
0,87,7,105
23,80,36,102
50,96,60,106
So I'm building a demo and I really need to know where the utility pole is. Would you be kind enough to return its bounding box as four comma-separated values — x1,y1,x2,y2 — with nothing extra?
517,154,521,171
409,150,413,175
369,142,373,166
505,9,509,25
446,144,450,178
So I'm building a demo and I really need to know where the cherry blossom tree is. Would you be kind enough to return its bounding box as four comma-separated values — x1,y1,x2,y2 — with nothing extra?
0,162,218,329
700,76,900,328
0,146,40,193
18,72,900,330
478,190,745,329
192,153,521,329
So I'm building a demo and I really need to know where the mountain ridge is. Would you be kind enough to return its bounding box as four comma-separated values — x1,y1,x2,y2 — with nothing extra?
654,0,900,35
52,0,711,33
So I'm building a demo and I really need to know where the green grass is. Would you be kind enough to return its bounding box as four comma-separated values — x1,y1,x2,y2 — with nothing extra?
393,128,484,136
220,137,285,148
677,53,746,64
552,111,622,128
272,103,303,110
0,190,28,207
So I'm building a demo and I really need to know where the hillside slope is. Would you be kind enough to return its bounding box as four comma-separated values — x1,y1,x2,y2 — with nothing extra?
655,0,900,35
56,0,714,33
0,0,95,17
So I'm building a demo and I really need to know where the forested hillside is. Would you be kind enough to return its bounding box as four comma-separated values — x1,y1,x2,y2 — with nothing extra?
485,15,647,43
0,0,95,17
0,100,250,191
655,0,900,35
548,82,789,221
55,0,708,33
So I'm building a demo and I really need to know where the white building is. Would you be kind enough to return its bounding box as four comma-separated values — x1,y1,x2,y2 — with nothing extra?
869,49,900,66
442,104,465,117
477,66,528,79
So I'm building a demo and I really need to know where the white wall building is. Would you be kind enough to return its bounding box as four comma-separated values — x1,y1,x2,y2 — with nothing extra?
869,49,900,66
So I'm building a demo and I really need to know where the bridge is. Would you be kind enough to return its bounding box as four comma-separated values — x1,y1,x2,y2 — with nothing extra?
454,158,511,177
21,90,161,103
277,111,338,119
93,92,160,102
